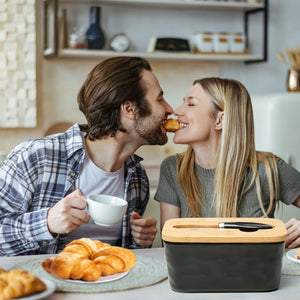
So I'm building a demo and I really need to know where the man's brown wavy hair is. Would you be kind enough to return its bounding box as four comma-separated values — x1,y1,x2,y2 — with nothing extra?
78,56,152,140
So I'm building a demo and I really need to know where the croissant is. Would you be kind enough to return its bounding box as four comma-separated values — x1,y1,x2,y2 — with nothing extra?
61,238,110,257
92,246,136,276
0,269,47,300
42,238,136,281
42,252,102,281
295,248,300,259
0,268,6,275
163,119,183,132
42,238,108,281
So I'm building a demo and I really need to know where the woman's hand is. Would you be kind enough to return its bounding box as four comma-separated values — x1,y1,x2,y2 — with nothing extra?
285,218,300,249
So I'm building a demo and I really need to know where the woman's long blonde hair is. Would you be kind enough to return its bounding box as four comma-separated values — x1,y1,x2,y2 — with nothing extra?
177,78,279,217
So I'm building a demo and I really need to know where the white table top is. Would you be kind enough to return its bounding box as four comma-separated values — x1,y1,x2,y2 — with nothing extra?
1,247,300,300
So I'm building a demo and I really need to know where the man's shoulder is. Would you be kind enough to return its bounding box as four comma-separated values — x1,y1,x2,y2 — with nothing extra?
9,124,83,160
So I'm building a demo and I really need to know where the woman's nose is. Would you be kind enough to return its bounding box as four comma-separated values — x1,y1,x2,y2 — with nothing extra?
174,105,184,116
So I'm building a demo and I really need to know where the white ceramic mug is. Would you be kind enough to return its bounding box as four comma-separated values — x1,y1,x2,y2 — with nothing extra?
85,194,128,226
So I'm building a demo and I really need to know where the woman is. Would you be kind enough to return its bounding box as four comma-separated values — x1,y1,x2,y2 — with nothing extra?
155,77,300,248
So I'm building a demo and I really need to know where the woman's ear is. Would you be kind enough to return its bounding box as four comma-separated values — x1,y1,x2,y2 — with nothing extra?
120,101,136,120
215,111,224,130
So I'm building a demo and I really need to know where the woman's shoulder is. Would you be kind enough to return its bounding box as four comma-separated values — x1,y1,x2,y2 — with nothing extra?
257,153,300,178
162,153,178,164
160,154,179,174
257,153,292,168
275,156,300,176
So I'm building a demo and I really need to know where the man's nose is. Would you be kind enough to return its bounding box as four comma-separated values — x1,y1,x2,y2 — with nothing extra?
165,102,173,114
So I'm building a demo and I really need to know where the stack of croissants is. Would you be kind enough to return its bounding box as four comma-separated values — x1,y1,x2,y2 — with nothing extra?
42,238,136,281
0,238,136,300
0,268,46,300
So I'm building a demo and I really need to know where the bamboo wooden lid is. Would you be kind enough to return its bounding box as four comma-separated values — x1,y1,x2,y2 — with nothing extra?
162,218,287,243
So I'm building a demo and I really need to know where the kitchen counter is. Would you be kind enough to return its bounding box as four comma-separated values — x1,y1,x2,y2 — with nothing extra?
1,247,300,300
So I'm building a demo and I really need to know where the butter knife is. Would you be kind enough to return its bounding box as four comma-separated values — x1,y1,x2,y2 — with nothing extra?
218,222,273,232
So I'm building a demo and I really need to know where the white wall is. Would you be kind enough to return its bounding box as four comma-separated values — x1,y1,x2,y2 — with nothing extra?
0,1,221,157
1,0,299,153
252,93,300,222
222,0,300,96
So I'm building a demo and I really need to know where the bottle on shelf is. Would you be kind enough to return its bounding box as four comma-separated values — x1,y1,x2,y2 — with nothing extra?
85,6,106,50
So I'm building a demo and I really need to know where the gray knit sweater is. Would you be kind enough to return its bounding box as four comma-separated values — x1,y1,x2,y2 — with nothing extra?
154,154,300,218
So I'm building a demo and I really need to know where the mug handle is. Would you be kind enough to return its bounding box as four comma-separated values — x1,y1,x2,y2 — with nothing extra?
83,198,90,213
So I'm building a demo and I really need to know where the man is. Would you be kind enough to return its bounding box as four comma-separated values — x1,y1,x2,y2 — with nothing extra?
0,56,173,256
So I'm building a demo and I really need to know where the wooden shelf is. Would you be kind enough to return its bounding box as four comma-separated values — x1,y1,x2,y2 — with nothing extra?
44,0,267,63
55,48,262,62
59,0,264,11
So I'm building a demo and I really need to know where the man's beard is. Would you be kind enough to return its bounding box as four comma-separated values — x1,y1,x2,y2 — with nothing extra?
135,117,168,145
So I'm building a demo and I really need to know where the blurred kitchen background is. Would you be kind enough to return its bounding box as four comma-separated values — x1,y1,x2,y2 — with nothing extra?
1,1,300,240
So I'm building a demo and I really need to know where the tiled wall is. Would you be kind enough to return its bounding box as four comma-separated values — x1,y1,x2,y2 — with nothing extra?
0,0,36,128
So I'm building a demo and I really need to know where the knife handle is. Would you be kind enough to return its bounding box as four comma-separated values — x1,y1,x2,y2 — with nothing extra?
218,222,273,232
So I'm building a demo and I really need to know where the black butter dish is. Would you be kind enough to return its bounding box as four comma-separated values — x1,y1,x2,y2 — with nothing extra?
162,217,287,293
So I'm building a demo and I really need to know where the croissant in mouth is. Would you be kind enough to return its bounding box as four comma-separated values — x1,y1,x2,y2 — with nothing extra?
163,119,184,132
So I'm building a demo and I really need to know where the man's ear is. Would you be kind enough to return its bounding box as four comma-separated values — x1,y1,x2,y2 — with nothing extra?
215,111,224,130
120,101,137,120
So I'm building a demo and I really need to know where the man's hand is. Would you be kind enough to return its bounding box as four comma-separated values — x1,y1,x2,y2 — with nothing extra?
130,212,157,247
47,189,90,234
285,218,300,249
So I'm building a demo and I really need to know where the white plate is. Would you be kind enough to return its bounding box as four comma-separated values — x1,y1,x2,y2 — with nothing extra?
286,248,300,264
63,270,129,284
16,278,56,300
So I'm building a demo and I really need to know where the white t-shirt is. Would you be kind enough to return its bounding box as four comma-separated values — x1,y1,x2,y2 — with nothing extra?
65,150,125,245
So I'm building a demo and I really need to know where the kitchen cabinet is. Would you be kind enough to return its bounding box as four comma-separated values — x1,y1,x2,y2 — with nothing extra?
43,0,268,63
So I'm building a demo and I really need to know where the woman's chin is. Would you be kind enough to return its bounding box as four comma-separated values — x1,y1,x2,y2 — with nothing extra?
173,136,186,144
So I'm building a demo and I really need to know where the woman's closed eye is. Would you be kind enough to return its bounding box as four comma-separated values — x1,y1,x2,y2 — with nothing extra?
184,96,199,107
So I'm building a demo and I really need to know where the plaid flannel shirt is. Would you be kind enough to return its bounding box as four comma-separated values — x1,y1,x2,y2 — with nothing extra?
0,124,149,256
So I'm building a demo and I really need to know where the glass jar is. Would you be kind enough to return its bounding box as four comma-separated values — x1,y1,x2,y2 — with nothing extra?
193,32,213,53
212,32,229,53
228,32,246,53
